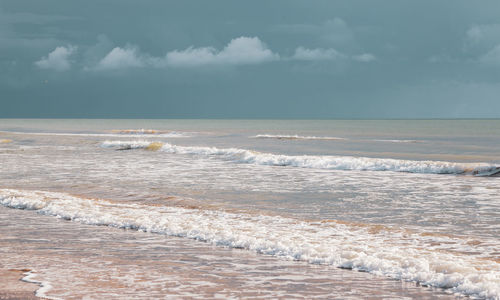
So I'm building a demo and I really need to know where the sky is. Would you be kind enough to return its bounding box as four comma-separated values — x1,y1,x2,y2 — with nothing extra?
1,0,500,119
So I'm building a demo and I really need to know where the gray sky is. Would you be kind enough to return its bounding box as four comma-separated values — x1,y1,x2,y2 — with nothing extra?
1,0,500,118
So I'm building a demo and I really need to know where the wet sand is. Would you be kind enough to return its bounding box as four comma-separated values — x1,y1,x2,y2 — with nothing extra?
0,206,462,299
0,269,39,300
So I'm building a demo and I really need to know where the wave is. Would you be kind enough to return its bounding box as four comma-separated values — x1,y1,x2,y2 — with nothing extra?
111,129,171,135
1,189,498,299
101,140,500,176
373,139,420,143
253,134,346,140
110,129,189,137
0,130,188,138
253,135,420,143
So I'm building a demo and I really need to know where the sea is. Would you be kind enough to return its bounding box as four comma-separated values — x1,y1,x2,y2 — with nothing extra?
0,119,499,299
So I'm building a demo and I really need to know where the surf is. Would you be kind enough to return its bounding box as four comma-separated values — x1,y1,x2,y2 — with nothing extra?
1,188,499,299
101,140,500,176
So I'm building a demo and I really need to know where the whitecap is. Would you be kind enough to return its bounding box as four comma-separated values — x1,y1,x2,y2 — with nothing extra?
101,140,500,176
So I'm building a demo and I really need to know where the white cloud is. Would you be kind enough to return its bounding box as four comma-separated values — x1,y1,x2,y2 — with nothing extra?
166,36,279,67
84,35,373,71
165,47,218,67
35,45,76,71
479,44,500,66
83,34,114,66
292,47,375,63
94,46,146,70
352,53,376,62
292,47,343,61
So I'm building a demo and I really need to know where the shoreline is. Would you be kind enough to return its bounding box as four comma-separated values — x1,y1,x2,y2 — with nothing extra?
0,269,41,300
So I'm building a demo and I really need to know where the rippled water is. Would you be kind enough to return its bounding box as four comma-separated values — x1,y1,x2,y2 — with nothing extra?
0,119,499,299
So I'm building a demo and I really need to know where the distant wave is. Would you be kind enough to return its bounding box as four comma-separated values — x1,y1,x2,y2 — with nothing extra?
253,135,420,143
253,134,346,140
373,139,420,143
0,130,188,138
110,129,179,135
101,140,500,176
1,188,499,299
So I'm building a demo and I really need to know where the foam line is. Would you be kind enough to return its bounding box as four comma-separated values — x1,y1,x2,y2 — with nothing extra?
101,140,500,176
1,189,499,299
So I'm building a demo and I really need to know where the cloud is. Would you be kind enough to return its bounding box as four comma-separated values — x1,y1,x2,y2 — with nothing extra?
463,24,500,66
292,47,343,61
84,36,372,71
292,47,375,63
83,34,114,66
466,24,500,45
320,18,356,46
166,36,279,67
34,45,76,71
94,46,147,70
479,44,500,66
352,53,376,62
88,36,278,70
464,24,500,57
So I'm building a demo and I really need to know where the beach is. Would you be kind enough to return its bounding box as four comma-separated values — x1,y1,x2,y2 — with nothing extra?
0,119,499,299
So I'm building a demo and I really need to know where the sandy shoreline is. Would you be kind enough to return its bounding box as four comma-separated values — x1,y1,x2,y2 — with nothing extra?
0,269,41,300
0,205,464,299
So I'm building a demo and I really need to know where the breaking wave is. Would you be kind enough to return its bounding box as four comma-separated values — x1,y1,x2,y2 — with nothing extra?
101,140,500,176
1,189,499,299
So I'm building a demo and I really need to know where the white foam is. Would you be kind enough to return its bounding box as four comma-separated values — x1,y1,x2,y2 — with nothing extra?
253,134,346,140
101,140,500,176
1,189,499,299
22,270,61,300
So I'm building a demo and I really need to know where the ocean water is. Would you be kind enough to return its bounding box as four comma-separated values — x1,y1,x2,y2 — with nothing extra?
0,119,499,299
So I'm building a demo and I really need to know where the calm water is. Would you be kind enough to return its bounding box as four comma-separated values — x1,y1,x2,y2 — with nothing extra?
0,119,499,299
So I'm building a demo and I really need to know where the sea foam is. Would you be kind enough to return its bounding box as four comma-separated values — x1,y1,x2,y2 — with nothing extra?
101,140,500,176
1,189,499,299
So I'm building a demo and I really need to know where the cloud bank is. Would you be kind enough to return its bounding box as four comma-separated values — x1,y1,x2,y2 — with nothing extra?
38,36,376,71
34,45,76,71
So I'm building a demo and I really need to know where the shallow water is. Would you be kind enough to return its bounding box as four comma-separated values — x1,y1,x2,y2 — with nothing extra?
0,119,499,299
